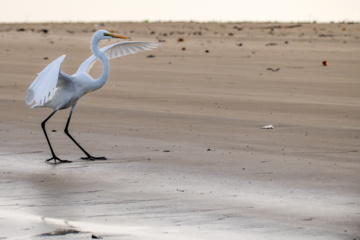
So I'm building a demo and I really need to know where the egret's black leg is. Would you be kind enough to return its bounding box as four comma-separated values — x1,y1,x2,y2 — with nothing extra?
41,110,71,164
64,105,107,161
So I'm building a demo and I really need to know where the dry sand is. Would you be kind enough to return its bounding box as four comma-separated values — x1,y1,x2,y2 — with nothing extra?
0,22,359,239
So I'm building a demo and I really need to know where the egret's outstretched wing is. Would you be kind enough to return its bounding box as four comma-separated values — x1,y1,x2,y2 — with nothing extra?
26,55,70,107
77,41,161,74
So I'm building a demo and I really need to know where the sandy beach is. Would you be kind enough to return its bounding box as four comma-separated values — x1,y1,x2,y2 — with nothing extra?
0,22,359,239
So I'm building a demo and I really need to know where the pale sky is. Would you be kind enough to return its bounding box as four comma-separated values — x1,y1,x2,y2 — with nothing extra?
1,0,359,23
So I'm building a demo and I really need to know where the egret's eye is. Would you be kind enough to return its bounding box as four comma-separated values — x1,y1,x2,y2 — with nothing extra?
104,32,111,37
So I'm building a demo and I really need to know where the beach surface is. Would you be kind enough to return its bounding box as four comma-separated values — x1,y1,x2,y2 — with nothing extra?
0,22,359,239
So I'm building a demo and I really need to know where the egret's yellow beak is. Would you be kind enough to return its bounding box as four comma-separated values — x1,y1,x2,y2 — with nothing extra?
110,33,130,40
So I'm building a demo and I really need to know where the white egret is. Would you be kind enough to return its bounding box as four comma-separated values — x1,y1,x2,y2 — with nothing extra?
26,30,160,163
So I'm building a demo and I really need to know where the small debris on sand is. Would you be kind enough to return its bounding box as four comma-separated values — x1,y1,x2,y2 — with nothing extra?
266,42,277,46
38,29,48,34
319,34,334,37
266,68,280,72
261,125,274,129
92,234,103,239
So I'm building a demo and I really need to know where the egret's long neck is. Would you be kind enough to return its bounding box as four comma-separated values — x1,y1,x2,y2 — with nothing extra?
90,37,109,90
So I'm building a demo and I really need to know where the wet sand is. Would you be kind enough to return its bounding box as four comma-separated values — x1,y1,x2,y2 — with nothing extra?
0,22,359,239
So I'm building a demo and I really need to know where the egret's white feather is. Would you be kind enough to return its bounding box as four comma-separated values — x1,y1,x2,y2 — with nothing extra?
26,55,68,107
77,41,161,74
26,37,160,110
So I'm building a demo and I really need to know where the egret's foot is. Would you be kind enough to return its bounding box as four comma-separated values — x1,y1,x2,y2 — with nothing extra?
45,156,72,164
81,156,107,161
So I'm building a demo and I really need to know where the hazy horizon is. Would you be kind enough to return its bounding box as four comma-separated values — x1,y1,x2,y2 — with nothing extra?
1,0,359,23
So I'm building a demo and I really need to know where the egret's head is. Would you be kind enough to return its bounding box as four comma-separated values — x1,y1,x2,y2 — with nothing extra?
95,30,130,40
